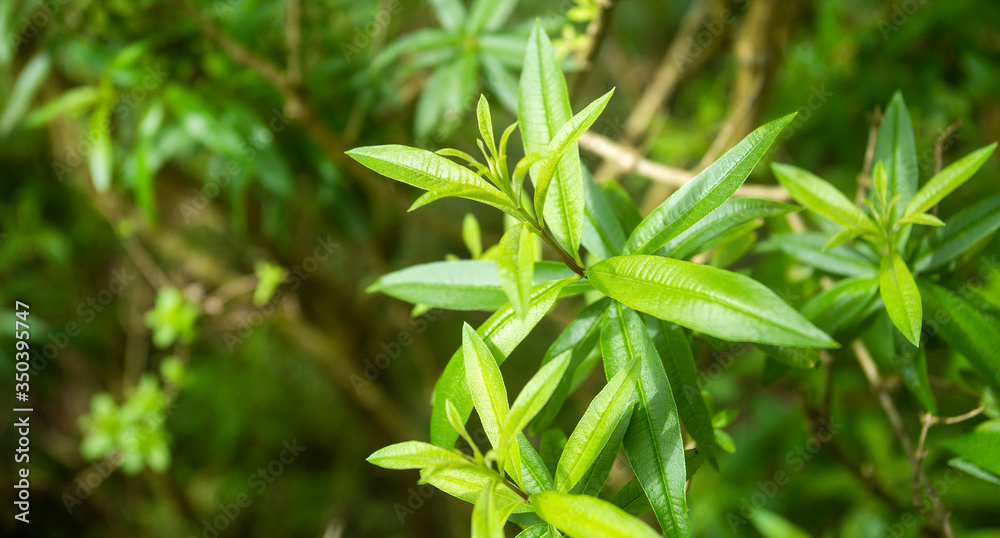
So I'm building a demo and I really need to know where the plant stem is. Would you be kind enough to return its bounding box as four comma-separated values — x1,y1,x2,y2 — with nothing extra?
500,475,530,502
517,208,587,278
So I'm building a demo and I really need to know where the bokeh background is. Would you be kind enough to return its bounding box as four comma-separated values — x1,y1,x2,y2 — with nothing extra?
2,0,1000,536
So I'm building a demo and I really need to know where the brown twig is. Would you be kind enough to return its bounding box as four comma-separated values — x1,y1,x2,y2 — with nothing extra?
856,107,882,206
934,120,963,175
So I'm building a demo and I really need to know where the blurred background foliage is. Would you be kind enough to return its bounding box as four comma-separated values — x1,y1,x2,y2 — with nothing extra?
1,0,999,536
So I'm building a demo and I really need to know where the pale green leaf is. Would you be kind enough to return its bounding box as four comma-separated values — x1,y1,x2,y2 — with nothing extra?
366,260,589,311
498,223,535,318
531,491,661,538
750,509,811,538
771,163,876,232
897,212,945,227
89,99,114,192
601,303,689,536
879,253,922,346
368,441,469,470
588,255,837,348
463,323,510,451
419,465,531,513
519,21,585,259
0,51,52,135
663,198,798,259
465,213,484,258
625,114,796,255
499,349,572,455
555,360,639,492
428,0,467,31
467,0,518,32
430,278,575,448
472,485,506,538
571,407,632,497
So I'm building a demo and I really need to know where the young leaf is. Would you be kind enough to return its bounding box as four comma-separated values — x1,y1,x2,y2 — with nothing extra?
499,350,572,456
516,524,562,538
823,227,865,251
913,194,1000,273
368,441,469,469
420,465,531,513
768,233,878,276
601,304,689,536
872,92,919,224
918,279,1000,388
498,223,535,318
519,21,585,260
430,278,575,448
533,89,614,231
582,169,627,260
532,298,611,433
463,323,510,451
367,260,588,311
771,163,876,233
554,360,639,492
472,484,506,538
662,198,799,260
625,113,796,255
347,145,514,213
905,143,996,217
897,212,945,227
879,253,922,347
465,213,484,259
571,407,632,496
588,255,837,348
650,319,717,468
531,491,662,538
447,400,483,460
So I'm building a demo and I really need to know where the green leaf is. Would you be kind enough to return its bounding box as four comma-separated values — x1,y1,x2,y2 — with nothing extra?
431,278,574,448
755,344,820,369
768,233,878,276
370,29,457,73
531,491,661,538
532,298,611,433
472,484,506,538
23,85,100,128
771,163,876,233
750,509,811,538
913,194,1000,273
516,524,562,538
428,0,467,31
554,360,639,492
89,99,114,192
409,183,518,214
539,428,567,476
499,349,572,456
347,145,513,212
465,213,484,259
571,407,632,496
872,92,919,224
420,465,531,513
918,279,1000,388
941,431,1000,477
467,0,519,32
582,169,627,260
479,34,529,68
800,276,880,336
463,323,510,451
625,114,796,255
367,441,469,469
905,143,996,217
601,303,689,536
879,253,922,346
948,457,1000,486
480,53,520,113
588,255,837,348
0,51,52,136
498,223,535,318
367,260,588,311
534,89,614,234
897,212,945,227
477,95,497,157
651,319,717,468
519,21,585,260
663,198,798,259
517,434,554,494
610,450,704,518
886,322,936,414
602,182,643,236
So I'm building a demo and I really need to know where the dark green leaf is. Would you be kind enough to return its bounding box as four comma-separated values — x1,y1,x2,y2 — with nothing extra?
913,195,1000,273
918,279,1000,388
582,169,627,260
663,198,798,260
768,233,878,276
